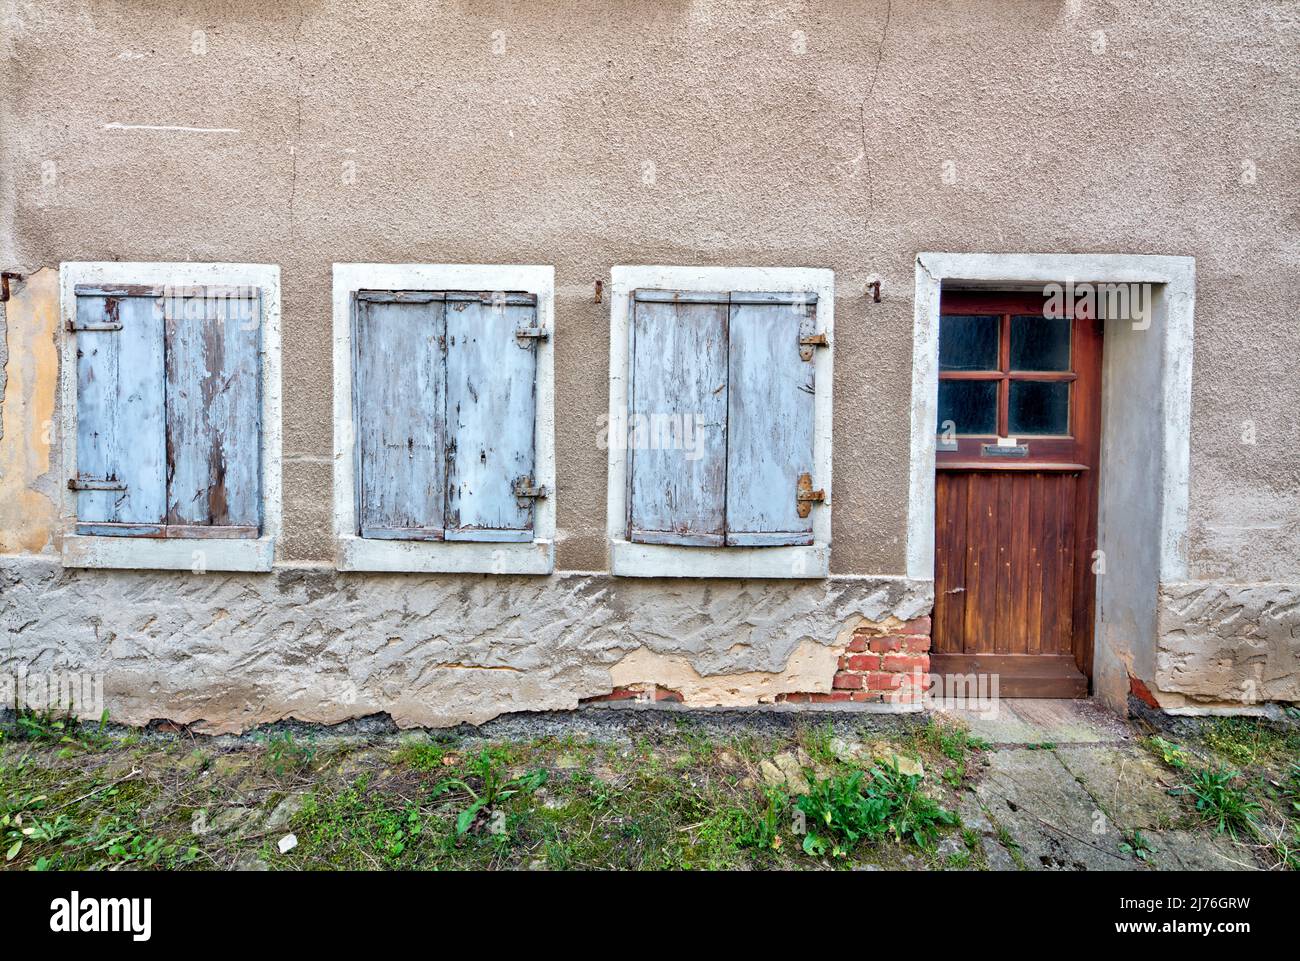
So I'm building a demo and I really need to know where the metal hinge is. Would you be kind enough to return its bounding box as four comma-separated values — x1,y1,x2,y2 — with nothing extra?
66,319,123,332
796,472,824,519
512,475,547,499
68,477,127,492
799,332,829,361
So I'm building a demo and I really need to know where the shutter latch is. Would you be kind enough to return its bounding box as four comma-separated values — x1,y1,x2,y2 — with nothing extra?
799,332,829,361
68,476,127,491
796,472,824,518
512,475,547,499
66,319,123,332
515,324,548,346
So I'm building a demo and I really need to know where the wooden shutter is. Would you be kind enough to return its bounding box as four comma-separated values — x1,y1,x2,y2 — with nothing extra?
163,287,262,536
353,291,447,540
71,290,167,536
725,292,817,546
627,290,729,546
444,291,540,542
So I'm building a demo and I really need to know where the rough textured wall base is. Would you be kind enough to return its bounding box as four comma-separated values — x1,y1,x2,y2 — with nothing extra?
0,557,931,733
1154,582,1300,709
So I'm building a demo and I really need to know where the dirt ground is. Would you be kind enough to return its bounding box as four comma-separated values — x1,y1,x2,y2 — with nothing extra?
1,701,1295,871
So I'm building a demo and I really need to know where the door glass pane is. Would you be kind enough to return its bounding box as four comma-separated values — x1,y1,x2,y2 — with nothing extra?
1010,315,1070,371
1008,380,1069,435
939,314,999,371
938,379,998,435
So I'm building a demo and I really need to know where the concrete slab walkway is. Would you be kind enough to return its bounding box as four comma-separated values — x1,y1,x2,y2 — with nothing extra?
937,700,1262,871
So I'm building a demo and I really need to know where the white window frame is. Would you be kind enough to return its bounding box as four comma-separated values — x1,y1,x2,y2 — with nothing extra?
332,264,556,574
606,265,834,579
58,261,282,572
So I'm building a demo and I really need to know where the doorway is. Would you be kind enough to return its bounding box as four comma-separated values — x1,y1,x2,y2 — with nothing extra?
930,288,1102,697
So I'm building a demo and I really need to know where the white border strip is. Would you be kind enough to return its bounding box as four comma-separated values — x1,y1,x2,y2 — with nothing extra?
907,252,1195,582
58,261,282,573
606,265,834,579
331,264,556,575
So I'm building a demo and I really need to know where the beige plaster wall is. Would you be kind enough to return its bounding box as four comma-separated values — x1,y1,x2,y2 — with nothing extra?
3,0,1297,579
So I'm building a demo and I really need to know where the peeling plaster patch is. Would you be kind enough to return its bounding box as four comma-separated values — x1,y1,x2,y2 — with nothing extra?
0,557,931,733
0,267,58,552
609,638,842,706
1155,582,1300,705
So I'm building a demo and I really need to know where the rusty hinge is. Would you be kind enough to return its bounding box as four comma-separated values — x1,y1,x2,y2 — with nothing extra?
512,475,547,499
796,472,824,518
68,477,127,492
799,332,829,361
66,319,123,332
0,272,21,303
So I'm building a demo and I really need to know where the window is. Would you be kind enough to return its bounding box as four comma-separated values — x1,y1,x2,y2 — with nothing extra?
59,262,281,572
607,267,834,579
333,264,555,574
935,289,1102,469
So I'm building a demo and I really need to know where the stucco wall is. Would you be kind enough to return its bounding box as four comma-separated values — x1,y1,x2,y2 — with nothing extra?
0,556,928,732
1,0,1298,720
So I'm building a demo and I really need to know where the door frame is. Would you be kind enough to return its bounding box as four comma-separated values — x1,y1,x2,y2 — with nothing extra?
908,253,1196,709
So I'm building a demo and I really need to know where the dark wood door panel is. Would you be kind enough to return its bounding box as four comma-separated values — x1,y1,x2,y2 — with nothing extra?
934,470,1081,656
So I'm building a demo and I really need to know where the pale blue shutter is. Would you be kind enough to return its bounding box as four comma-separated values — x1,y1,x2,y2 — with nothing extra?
444,291,540,541
353,291,447,539
72,288,167,535
724,292,816,546
627,291,729,545
163,288,262,535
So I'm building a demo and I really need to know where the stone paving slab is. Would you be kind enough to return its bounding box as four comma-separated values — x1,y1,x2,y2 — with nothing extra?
1054,745,1186,831
937,699,1135,746
1140,830,1259,871
974,748,1143,870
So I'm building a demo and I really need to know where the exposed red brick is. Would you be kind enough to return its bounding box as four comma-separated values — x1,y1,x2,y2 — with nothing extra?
867,671,904,690
778,693,810,703
806,691,854,703
832,672,865,690
581,687,642,703
902,635,931,653
900,616,932,635
841,654,877,672
1129,674,1160,708
847,636,870,653
868,636,902,653
882,654,930,673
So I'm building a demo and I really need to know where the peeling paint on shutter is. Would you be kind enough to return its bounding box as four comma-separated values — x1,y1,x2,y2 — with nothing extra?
444,291,539,542
72,293,167,536
725,292,816,546
354,292,448,539
163,289,262,536
628,290,729,546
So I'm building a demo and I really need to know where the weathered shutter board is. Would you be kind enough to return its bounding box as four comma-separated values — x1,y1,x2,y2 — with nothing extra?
443,293,539,541
725,295,816,546
164,291,262,532
627,292,729,546
353,294,448,538
73,293,167,534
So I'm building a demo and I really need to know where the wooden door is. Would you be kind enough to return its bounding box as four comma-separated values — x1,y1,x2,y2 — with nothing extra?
931,289,1103,697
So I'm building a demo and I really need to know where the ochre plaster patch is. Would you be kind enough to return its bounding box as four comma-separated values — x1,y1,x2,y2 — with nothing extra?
608,638,843,705
0,268,58,553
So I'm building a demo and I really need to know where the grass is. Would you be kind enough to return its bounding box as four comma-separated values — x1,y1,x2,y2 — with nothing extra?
1145,720,1299,867
0,717,974,871
912,719,990,788
3,711,1290,871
